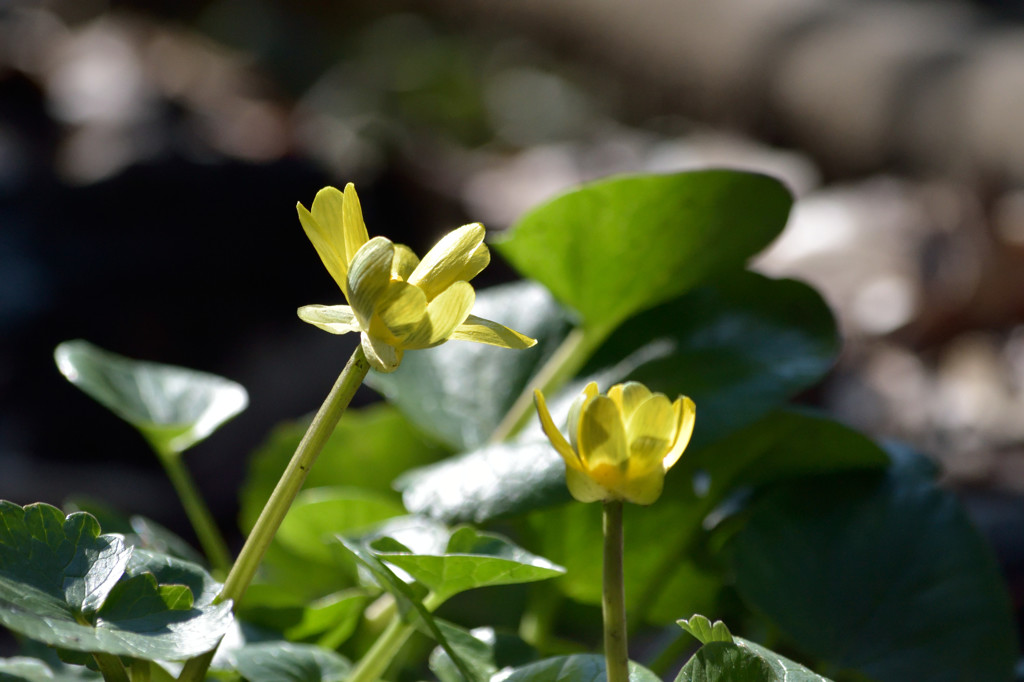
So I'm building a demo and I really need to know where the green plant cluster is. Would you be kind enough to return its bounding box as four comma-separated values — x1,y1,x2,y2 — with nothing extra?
0,171,1015,681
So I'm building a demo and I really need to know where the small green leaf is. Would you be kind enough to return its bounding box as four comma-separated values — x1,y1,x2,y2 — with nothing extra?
427,621,496,682
373,526,565,601
501,655,660,682
678,614,733,644
54,340,247,455
366,281,573,450
0,502,232,660
731,451,1017,682
495,171,793,331
228,641,351,682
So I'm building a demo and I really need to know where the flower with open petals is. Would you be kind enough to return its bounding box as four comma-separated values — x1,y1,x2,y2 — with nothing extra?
534,382,696,505
296,184,536,372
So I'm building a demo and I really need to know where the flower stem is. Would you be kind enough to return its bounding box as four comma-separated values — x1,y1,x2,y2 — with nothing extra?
347,592,444,682
177,344,371,682
603,501,629,682
153,447,232,575
489,323,612,443
92,653,129,682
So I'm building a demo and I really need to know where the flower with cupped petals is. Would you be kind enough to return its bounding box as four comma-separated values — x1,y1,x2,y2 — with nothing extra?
534,382,696,505
296,183,536,372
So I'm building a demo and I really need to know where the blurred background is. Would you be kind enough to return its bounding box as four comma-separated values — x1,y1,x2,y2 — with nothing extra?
2,0,1024,649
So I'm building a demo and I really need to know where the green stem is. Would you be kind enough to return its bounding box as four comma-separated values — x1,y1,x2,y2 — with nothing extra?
92,653,129,682
177,345,371,682
603,501,629,682
130,659,151,682
348,592,444,682
154,447,232,575
489,324,611,444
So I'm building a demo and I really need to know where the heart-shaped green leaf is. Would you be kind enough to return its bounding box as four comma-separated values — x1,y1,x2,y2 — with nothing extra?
494,171,793,331
54,340,247,455
674,639,830,682
228,641,351,682
501,655,661,682
0,502,232,660
372,526,565,601
399,272,841,523
731,451,1017,682
366,280,573,450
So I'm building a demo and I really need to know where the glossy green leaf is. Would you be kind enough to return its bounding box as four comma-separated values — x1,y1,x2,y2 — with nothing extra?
237,585,369,647
427,621,496,682
54,340,247,455
239,403,447,531
399,273,840,523
63,499,205,565
366,280,573,450
501,655,661,682
0,657,99,682
674,640,830,682
228,641,351,682
495,171,792,331
731,451,1017,682
372,526,565,601
0,502,232,660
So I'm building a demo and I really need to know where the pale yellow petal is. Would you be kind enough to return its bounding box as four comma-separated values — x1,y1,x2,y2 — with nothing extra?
412,281,475,348
392,244,420,281
297,202,347,293
448,315,538,349
577,395,629,467
310,185,349,255
361,332,402,373
609,382,653,421
534,390,582,471
375,280,429,345
461,242,490,282
566,467,611,503
342,183,370,262
347,237,395,329
297,304,361,335
567,382,599,452
661,396,696,471
625,394,676,470
619,466,666,505
406,223,485,300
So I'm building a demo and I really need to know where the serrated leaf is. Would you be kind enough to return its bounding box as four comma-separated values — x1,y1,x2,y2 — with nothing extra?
54,340,247,455
373,526,565,601
399,273,840,523
678,615,733,644
501,654,661,682
731,451,1017,682
366,281,572,450
495,171,792,332
0,502,232,660
228,641,351,682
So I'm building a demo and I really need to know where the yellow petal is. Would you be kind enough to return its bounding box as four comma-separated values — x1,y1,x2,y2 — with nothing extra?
566,467,612,503
420,281,475,347
347,237,395,329
577,395,628,467
375,280,429,345
534,390,582,471
361,332,402,373
661,396,696,471
625,394,676,470
448,315,538,350
407,223,486,300
392,244,420,281
342,183,370,262
297,202,348,293
296,305,361,335
567,382,599,452
608,382,653,421
462,242,491,282
619,466,666,505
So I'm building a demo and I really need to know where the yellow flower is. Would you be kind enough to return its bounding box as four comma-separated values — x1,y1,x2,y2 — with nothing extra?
534,382,696,505
296,183,537,372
